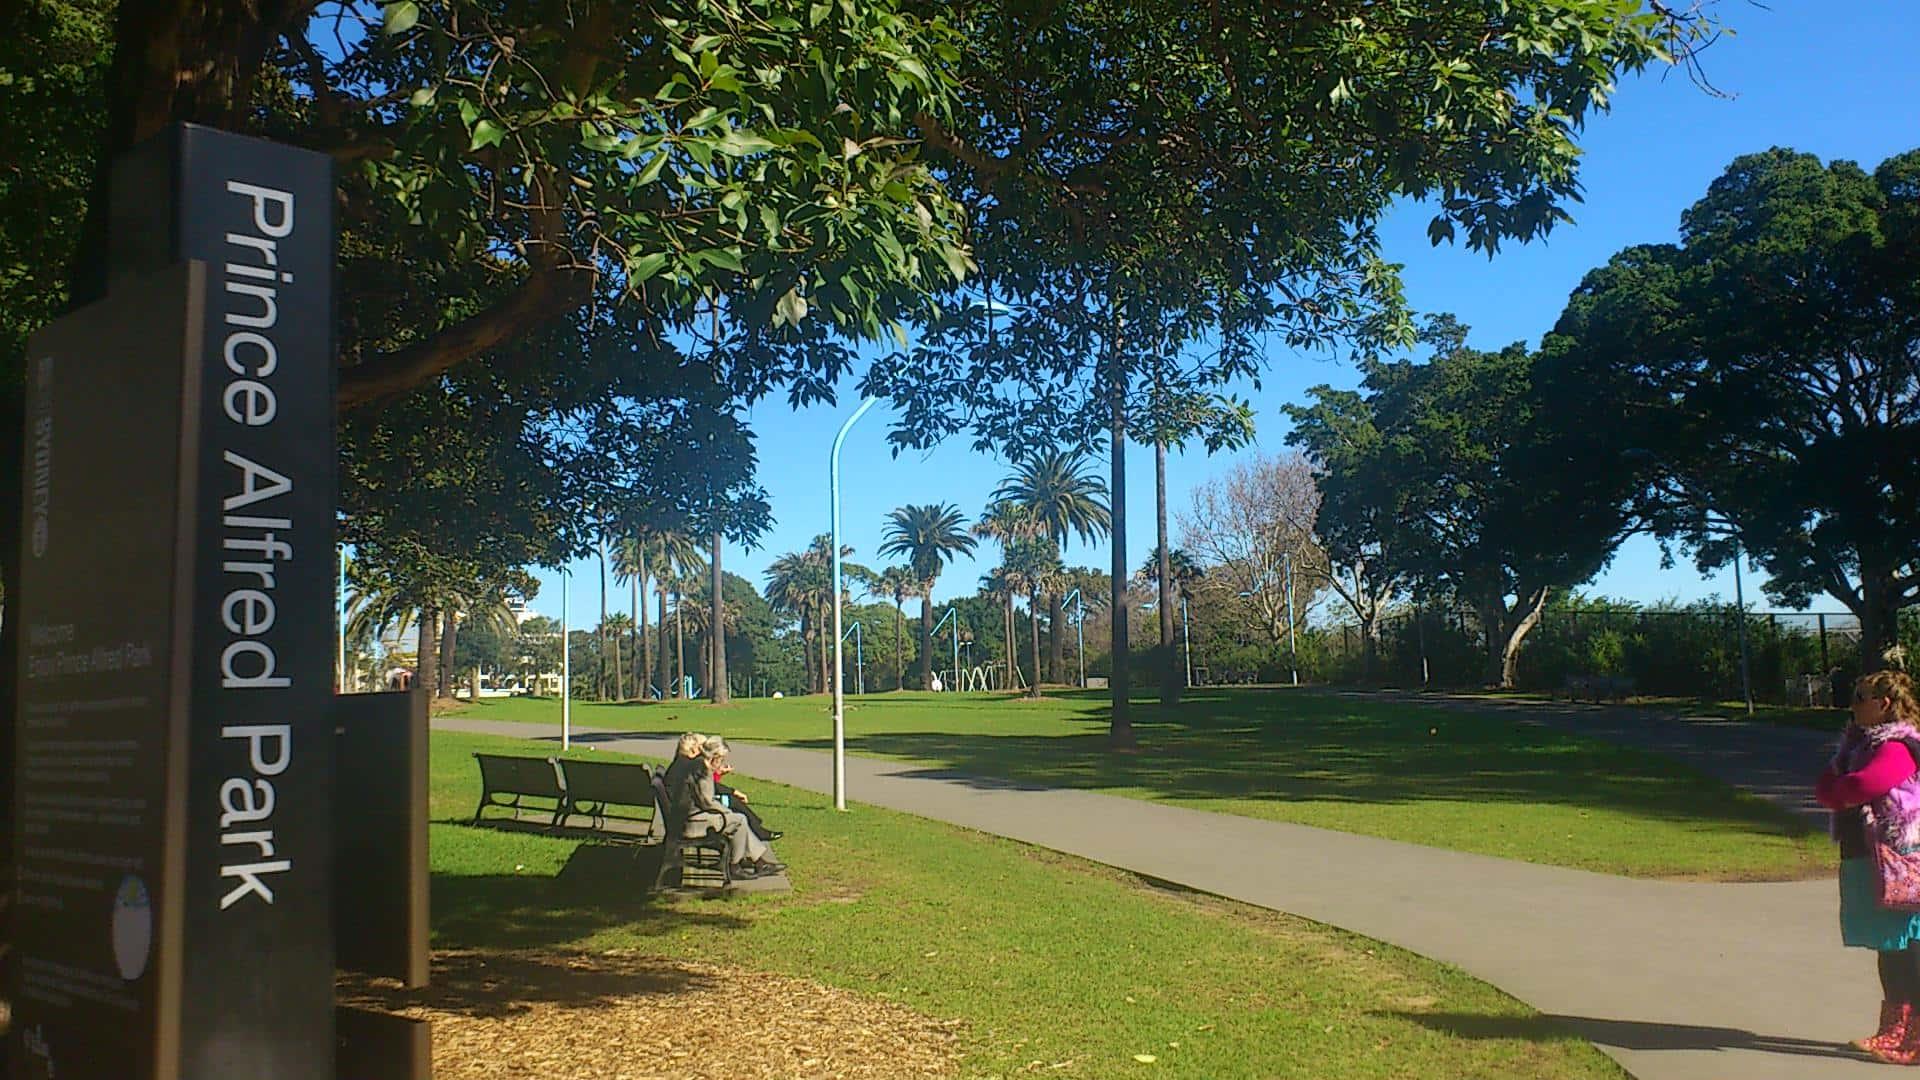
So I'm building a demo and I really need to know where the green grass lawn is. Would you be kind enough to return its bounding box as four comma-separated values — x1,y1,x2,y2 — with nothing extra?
429,729,1627,1080
1442,688,1847,732
451,688,1833,880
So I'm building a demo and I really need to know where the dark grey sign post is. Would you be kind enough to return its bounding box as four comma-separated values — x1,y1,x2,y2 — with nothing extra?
12,124,337,1080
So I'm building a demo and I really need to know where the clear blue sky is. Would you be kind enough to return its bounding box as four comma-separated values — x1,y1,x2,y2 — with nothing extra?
529,1,1920,625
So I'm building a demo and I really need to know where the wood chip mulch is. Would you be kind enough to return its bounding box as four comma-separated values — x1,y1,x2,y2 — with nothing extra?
338,949,965,1080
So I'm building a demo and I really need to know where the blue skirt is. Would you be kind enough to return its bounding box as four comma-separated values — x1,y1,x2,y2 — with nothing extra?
1840,857,1920,949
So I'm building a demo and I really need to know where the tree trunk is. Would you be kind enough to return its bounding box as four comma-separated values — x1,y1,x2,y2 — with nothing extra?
673,595,685,696
711,531,730,704
1107,349,1134,748
919,595,936,690
694,627,709,697
1359,613,1380,685
1859,573,1900,673
597,541,609,700
416,603,440,698
1047,590,1065,684
1007,591,1022,690
1156,438,1180,705
1027,590,1044,698
1483,589,1549,689
656,586,671,694
438,610,459,699
610,624,623,701
894,602,905,690
633,556,647,700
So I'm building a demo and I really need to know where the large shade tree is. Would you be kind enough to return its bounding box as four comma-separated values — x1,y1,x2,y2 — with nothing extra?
877,503,977,689
1288,320,1637,688
1543,146,1920,670
866,0,1734,744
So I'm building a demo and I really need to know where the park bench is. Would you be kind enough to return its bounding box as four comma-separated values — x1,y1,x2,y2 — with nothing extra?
471,753,569,827
554,758,663,839
650,769,733,889
1561,673,1637,703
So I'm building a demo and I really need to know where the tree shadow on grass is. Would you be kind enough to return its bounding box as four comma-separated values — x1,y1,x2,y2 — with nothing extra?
1388,1010,1858,1062
803,690,1823,843
432,841,750,954
341,949,724,1019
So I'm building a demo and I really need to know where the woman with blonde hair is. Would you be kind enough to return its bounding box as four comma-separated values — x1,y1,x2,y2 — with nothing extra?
1817,670,1920,1062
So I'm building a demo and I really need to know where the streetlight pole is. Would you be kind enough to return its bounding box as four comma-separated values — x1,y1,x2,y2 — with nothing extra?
1285,551,1298,687
1732,537,1754,716
560,567,571,750
337,546,348,692
1062,587,1085,688
842,621,866,696
1182,595,1192,688
830,396,878,811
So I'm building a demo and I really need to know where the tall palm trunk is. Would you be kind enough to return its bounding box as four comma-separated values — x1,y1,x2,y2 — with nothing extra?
633,553,647,699
656,585,671,693
1047,589,1065,683
597,541,610,700
1005,590,1021,690
1156,437,1180,706
918,594,936,690
438,610,459,699
893,601,905,690
673,593,685,696
1106,325,1135,748
416,603,440,697
711,531,730,704
1027,589,1044,699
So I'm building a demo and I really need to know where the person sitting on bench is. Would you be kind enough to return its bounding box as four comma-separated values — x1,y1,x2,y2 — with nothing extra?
702,736,781,842
666,734,784,879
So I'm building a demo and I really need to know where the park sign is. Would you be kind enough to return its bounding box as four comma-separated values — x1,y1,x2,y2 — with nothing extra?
12,125,336,1079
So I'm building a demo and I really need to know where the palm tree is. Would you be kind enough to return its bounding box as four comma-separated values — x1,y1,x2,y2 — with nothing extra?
878,504,978,690
874,566,920,691
1004,539,1063,699
765,536,867,693
974,501,1040,691
709,531,731,704
611,533,650,701
993,451,1111,683
678,584,738,698
643,531,704,697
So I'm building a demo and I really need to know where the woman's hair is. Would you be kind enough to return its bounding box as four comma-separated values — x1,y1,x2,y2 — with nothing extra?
701,735,728,756
677,732,706,757
1857,670,1920,725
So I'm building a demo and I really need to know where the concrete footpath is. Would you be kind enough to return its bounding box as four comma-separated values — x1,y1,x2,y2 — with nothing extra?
438,715,1881,1080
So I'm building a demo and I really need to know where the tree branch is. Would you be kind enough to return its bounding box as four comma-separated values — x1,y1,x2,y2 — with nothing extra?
336,268,589,408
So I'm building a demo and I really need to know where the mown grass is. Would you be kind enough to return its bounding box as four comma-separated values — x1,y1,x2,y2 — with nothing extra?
431,729,1627,1080
452,688,1833,880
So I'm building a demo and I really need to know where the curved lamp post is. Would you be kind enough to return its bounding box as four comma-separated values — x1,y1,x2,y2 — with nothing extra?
1061,587,1086,687
932,606,958,691
830,396,879,811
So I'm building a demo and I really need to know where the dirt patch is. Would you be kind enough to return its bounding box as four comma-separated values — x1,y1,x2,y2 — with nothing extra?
338,949,964,1079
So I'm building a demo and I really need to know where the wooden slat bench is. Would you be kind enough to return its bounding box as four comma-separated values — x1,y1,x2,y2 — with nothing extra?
555,758,662,839
471,753,567,827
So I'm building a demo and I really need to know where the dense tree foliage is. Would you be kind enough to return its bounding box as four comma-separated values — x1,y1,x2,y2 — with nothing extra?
1545,146,1920,668
1289,320,1636,687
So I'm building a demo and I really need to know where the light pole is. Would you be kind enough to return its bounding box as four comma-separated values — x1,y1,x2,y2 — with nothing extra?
1285,551,1298,687
932,606,958,692
1732,537,1754,716
560,567,571,750
1182,595,1193,688
337,545,348,692
842,621,865,696
830,395,878,811
1622,447,1752,715
1061,587,1086,687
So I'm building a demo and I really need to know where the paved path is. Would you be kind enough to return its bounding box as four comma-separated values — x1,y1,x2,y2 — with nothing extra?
439,715,1880,1080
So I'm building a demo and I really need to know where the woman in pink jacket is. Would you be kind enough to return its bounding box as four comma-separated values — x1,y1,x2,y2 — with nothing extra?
1817,669,1920,1063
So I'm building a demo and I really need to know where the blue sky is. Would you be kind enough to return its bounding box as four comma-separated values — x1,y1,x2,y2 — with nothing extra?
529,1,1920,624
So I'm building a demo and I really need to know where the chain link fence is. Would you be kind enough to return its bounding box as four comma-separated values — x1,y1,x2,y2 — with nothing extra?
1286,605,1917,704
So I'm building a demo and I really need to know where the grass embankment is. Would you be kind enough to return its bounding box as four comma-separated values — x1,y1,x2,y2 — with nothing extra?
430,729,1626,1079
452,689,1833,880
